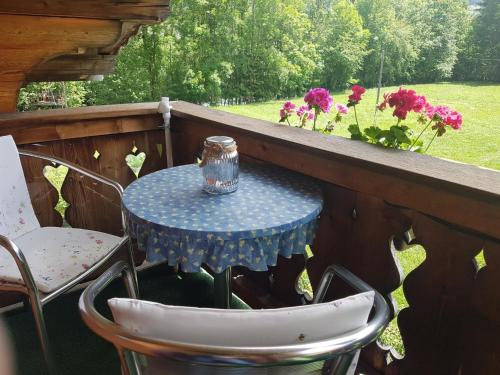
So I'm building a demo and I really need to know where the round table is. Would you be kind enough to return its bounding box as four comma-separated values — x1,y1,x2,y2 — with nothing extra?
122,163,323,308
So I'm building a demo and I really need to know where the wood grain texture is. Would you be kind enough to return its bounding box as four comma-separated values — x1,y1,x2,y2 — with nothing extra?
20,130,167,234
0,102,158,126
0,113,163,146
0,1,170,21
391,213,484,374
26,54,116,82
0,14,121,112
460,240,500,374
0,0,170,111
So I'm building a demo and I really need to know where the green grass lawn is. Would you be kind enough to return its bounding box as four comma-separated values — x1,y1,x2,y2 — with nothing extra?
216,82,500,354
217,82,500,170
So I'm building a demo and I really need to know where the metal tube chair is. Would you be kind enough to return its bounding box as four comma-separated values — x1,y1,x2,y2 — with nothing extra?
0,136,139,374
79,260,389,375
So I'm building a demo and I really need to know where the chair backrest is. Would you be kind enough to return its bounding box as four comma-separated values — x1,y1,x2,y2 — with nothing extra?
79,262,390,375
0,136,40,239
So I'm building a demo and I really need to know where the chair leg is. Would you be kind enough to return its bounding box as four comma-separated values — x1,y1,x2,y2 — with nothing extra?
27,293,56,374
126,239,140,299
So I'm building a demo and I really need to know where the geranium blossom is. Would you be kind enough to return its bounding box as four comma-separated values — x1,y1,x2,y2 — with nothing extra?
379,88,427,120
297,105,315,120
426,105,463,130
279,101,296,120
336,103,349,114
304,88,333,113
348,85,366,104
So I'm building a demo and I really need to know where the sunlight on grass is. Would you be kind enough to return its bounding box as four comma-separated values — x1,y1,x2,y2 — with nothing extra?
379,246,426,355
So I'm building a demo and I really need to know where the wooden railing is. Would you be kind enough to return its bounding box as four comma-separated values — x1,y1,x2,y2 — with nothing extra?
1,102,499,374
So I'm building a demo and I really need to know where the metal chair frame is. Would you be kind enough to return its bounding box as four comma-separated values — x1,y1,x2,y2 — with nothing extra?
80,260,390,375
0,149,139,374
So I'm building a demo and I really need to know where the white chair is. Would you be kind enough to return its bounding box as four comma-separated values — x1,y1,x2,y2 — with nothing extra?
80,261,389,375
0,135,139,373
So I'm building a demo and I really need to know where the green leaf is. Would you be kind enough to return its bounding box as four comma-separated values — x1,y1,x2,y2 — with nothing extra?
364,126,382,141
348,124,367,141
390,126,411,144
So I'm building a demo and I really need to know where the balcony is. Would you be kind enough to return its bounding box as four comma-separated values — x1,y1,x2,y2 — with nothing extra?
0,102,498,374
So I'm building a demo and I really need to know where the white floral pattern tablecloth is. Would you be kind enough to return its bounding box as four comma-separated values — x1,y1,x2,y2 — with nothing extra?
122,163,323,274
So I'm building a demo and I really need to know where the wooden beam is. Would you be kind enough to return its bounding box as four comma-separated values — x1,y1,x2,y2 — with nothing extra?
0,14,122,112
26,54,117,82
0,0,170,112
0,1,170,21
0,103,163,144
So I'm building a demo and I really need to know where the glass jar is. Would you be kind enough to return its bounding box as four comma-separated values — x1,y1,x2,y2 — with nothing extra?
200,136,239,194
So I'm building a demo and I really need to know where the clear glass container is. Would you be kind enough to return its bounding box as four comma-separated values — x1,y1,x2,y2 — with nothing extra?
200,136,239,194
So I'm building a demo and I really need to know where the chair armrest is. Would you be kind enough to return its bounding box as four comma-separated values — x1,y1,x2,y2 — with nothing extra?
313,265,375,304
0,235,39,293
313,264,390,347
18,149,124,198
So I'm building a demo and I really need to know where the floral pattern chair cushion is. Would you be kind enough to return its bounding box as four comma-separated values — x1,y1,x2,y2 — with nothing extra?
0,227,121,293
0,135,40,239
0,135,122,294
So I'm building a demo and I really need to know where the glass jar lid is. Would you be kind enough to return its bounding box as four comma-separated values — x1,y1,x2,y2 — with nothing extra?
205,136,235,146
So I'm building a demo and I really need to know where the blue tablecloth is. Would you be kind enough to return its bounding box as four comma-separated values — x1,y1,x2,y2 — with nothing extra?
123,164,323,274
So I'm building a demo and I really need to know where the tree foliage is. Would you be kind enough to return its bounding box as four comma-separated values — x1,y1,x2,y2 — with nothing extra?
455,0,500,81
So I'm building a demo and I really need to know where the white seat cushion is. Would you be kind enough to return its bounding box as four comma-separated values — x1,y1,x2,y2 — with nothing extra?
0,135,40,239
109,292,373,374
0,227,121,293
109,291,374,347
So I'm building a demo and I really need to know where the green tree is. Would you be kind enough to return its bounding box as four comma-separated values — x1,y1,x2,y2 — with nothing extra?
403,0,471,82
88,36,157,105
356,0,419,86
18,82,87,111
469,0,500,81
314,0,370,89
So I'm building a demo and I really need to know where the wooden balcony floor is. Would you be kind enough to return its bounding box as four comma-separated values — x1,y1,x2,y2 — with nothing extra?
3,264,248,375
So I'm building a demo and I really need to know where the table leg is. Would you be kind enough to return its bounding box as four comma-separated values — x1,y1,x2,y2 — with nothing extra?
213,267,232,309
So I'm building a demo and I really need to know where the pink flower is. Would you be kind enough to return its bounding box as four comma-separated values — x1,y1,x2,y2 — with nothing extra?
283,101,296,111
427,105,462,130
304,88,333,113
348,85,366,104
279,101,296,123
297,105,315,120
19,218,25,225
95,239,103,245
336,103,349,114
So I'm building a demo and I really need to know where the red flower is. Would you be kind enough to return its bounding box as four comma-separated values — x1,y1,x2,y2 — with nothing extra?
348,85,366,105
379,88,427,120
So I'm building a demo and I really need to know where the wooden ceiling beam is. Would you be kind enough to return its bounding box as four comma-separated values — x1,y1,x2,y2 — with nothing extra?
0,1,170,112
26,55,117,82
0,14,122,112
0,1,170,21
